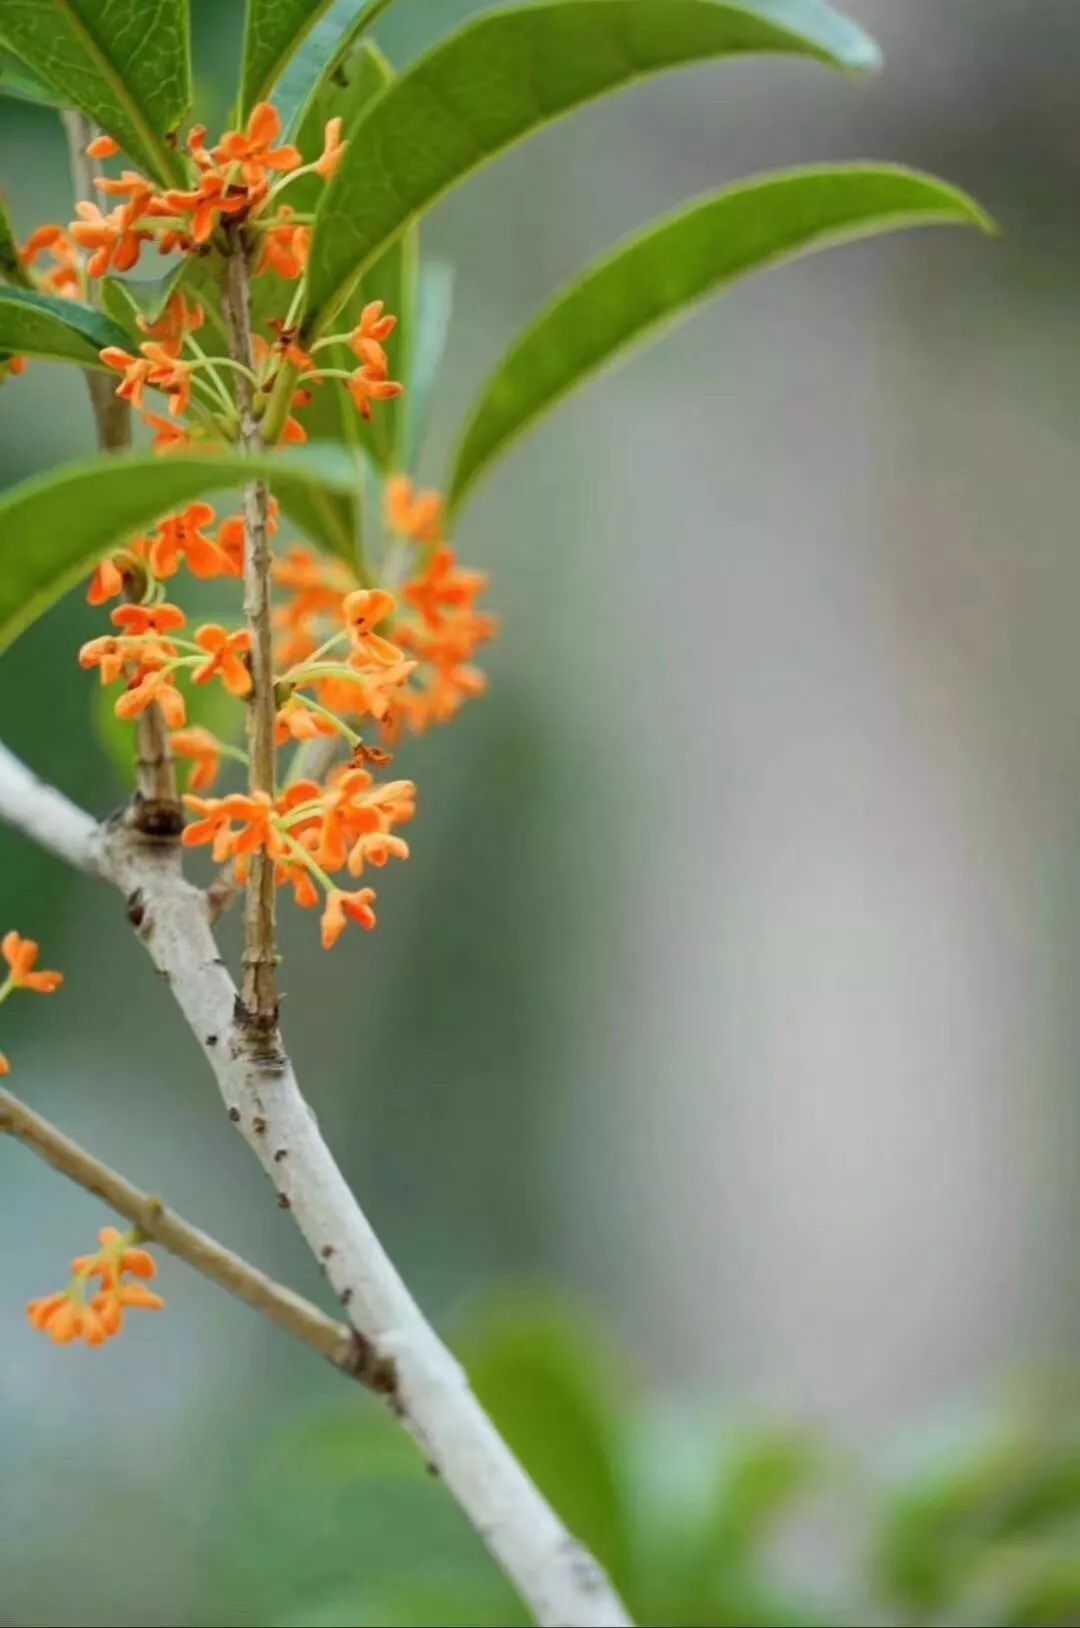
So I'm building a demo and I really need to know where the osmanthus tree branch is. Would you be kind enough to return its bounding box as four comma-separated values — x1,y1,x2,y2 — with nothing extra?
222,223,280,1037
0,1085,371,1378
62,110,180,835
0,740,633,1628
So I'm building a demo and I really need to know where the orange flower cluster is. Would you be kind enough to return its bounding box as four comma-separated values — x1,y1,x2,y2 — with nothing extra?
3,98,498,958
28,1227,164,1348
0,930,63,1077
184,765,416,949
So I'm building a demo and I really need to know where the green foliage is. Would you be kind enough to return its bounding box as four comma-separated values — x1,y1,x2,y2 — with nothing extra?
240,0,396,120
304,0,882,334
206,1299,1080,1628
448,163,993,510
291,40,417,475
0,45,63,105
276,0,399,136
459,1298,632,1589
0,1,191,184
0,445,363,656
407,260,456,465
0,285,127,367
0,198,32,287
875,1407,1080,1626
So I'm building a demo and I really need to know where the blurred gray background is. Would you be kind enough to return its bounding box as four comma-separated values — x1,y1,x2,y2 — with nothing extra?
1,2,1078,1623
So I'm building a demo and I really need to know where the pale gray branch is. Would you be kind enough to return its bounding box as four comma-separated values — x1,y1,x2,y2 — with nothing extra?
0,740,632,1627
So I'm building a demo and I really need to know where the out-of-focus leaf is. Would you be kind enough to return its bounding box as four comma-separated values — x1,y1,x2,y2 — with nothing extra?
406,259,455,465
0,445,364,657
305,0,881,332
275,0,399,136
448,163,993,511
458,1297,631,1590
0,198,32,287
0,286,128,367
0,2,191,184
709,1427,824,1562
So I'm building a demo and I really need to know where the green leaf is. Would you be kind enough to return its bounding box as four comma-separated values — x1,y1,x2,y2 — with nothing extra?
241,0,396,119
277,0,399,136
449,163,993,511
0,445,364,657
304,0,882,333
459,1298,631,1590
0,285,129,367
0,1,191,184
406,260,456,464
0,197,32,288
293,40,416,476
0,46,65,105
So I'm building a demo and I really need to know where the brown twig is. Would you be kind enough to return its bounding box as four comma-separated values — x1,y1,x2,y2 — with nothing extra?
221,222,280,1040
0,1085,390,1378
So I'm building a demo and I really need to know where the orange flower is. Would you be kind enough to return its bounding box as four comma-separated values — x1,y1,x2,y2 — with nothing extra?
350,300,397,352
87,556,126,606
385,475,444,547
215,497,278,578
28,1228,164,1349
161,169,251,246
72,1227,157,1286
193,625,253,696
86,134,119,159
27,1294,110,1347
402,546,489,630
142,410,191,453
321,887,378,949
100,344,156,407
112,602,186,639
170,726,224,792
182,792,284,862
151,503,227,578
136,292,205,346
0,1051,10,1077
215,102,302,185
21,225,84,297
275,696,335,745
2,931,63,994
93,169,156,217
70,200,147,277
258,211,310,280
315,117,348,179
183,794,243,862
342,588,403,666
348,363,404,420
139,341,194,417
115,670,186,728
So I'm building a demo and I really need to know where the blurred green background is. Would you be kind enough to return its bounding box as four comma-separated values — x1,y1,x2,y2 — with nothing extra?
2,2,1080,1623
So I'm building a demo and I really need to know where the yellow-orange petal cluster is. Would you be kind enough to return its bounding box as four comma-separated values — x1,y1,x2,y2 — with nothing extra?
28,1228,164,1349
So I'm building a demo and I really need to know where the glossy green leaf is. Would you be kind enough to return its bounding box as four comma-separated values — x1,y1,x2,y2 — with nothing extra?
241,0,396,118
0,286,128,367
0,445,363,657
0,1,190,184
449,164,993,511
0,197,32,288
305,0,881,333
276,0,399,135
